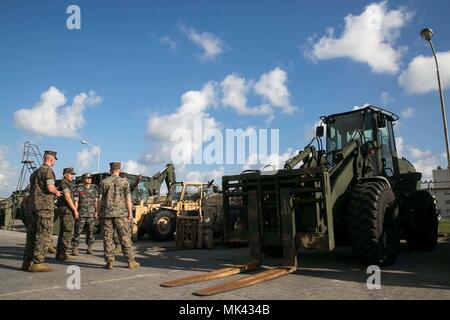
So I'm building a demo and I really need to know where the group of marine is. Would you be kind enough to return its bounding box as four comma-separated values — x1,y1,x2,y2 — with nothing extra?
22,150,140,272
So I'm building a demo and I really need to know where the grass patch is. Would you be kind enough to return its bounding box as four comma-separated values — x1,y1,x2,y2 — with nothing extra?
439,218,450,235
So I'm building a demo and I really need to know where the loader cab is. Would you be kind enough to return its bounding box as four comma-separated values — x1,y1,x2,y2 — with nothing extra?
321,106,400,179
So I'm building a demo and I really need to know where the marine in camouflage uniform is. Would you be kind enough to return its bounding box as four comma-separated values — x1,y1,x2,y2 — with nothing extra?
112,172,137,252
22,189,56,255
72,173,98,255
22,150,61,272
99,162,139,269
56,167,78,260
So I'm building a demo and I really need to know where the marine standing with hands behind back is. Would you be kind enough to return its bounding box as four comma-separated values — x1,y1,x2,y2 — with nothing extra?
72,173,98,255
56,167,79,261
22,150,61,272
98,162,140,270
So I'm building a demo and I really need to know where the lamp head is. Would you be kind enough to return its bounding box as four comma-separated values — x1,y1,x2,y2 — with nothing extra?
420,28,433,41
81,140,88,145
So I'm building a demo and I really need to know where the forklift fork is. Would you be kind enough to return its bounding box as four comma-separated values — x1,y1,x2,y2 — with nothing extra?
160,188,297,296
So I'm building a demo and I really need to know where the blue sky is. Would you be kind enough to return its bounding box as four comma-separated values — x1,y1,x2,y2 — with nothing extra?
1,0,450,196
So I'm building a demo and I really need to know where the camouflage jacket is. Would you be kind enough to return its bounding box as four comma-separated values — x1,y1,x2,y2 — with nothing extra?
30,164,56,212
57,178,75,213
99,175,131,218
74,184,98,217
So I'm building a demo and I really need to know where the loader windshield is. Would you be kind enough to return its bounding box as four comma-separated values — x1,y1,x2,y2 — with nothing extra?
170,183,184,201
325,111,373,162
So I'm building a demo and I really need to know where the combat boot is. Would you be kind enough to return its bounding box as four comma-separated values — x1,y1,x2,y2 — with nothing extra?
105,261,113,270
21,261,32,272
114,243,121,253
47,245,56,254
63,252,75,261
72,246,79,256
127,260,140,269
56,252,74,261
86,245,93,255
30,263,54,272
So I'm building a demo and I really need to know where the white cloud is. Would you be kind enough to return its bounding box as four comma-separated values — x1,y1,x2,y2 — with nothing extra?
76,147,99,172
242,148,297,171
14,86,102,138
122,160,147,175
305,1,412,74
380,92,394,105
180,25,224,60
220,74,272,115
396,136,442,180
254,67,297,114
143,68,297,167
185,166,225,182
399,51,450,94
413,157,440,181
0,148,13,192
400,107,415,118
409,146,432,159
395,136,405,157
158,35,178,51
145,82,220,165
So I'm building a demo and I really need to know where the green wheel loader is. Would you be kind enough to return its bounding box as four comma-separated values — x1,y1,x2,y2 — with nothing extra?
161,106,438,296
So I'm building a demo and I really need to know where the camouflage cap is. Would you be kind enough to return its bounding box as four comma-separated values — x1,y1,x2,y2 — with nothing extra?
81,173,92,180
63,167,76,175
109,162,121,170
44,150,58,160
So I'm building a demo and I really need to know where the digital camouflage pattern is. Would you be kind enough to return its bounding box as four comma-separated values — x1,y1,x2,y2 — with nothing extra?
57,179,75,213
30,164,56,212
113,219,133,244
103,217,134,262
72,217,96,247
72,184,98,247
23,164,56,264
74,184,98,217
99,174,134,262
57,212,74,254
23,211,54,263
56,178,75,254
99,175,131,218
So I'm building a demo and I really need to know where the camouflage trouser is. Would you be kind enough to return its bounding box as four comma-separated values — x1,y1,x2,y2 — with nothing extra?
72,216,95,247
23,210,54,264
102,217,135,262
113,220,133,245
56,210,74,254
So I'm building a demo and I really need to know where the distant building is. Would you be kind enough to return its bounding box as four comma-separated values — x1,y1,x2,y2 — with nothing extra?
430,167,450,218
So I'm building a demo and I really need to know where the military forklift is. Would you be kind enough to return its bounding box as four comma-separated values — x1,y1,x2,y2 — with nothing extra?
161,106,438,296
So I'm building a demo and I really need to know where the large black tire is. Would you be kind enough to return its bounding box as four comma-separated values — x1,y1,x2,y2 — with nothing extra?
137,226,147,239
403,190,438,251
348,181,399,266
148,210,176,241
333,192,350,246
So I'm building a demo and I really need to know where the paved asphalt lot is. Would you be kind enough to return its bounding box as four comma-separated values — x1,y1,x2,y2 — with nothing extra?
0,222,449,300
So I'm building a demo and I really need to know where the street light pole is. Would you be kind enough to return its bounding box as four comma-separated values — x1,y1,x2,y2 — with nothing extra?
81,139,100,173
421,28,450,170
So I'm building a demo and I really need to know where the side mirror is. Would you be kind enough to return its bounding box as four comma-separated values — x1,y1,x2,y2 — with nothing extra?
316,125,324,137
